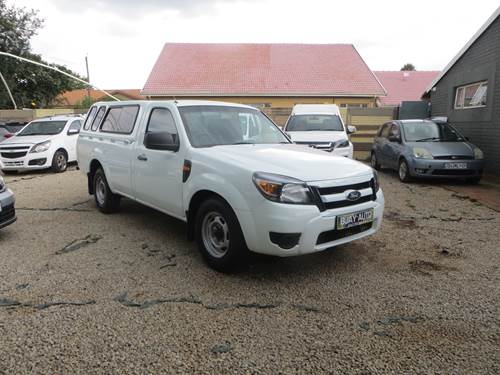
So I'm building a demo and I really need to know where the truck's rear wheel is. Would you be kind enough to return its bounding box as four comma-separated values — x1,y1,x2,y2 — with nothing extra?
195,198,248,272
94,168,121,213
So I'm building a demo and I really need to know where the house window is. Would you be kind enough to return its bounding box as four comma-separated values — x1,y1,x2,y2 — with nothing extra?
454,81,487,109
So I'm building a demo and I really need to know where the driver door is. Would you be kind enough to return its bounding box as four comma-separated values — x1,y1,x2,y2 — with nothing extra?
132,106,184,218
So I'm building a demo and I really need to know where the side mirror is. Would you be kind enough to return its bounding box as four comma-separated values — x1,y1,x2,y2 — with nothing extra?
144,131,179,151
465,136,470,141
67,128,80,135
347,125,357,134
388,135,401,143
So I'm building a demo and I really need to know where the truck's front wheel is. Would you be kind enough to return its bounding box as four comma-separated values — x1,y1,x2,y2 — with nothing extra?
94,168,121,213
195,198,248,272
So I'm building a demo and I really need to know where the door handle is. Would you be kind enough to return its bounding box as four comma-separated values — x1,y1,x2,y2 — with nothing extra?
137,154,148,161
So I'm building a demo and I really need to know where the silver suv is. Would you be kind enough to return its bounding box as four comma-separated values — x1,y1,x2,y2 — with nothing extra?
0,163,16,229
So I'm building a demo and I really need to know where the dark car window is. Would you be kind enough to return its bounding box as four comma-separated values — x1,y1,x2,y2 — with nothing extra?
401,121,465,142
380,124,391,138
389,124,400,137
17,121,67,136
83,106,97,130
91,107,106,131
67,120,82,134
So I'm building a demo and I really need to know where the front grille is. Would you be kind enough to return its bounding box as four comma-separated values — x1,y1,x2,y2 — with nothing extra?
0,204,15,223
1,152,27,159
432,169,476,176
434,155,473,160
4,161,24,166
0,146,30,150
316,222,373,245
310,179,375,211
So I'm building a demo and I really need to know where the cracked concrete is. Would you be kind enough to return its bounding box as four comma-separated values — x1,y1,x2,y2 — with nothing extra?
0,169,499,373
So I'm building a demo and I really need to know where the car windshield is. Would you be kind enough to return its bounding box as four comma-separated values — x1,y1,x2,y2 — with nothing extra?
402,121,465,142
286,115,344,131
178,106,290,147
17,121,67,136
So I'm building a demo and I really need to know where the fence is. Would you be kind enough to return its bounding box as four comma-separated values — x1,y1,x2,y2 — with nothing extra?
0,108,83,124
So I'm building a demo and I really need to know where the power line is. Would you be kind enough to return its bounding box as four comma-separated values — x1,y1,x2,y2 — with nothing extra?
0,51,120,102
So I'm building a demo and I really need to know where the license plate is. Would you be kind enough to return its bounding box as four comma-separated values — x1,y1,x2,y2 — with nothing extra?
337,209,374,230
445,162,467,169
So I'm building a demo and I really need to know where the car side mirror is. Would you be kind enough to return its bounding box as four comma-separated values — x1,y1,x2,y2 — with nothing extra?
67,128,80,135
144,131,179,151
388,135,401,143
464,136,470,141
347,125,357,134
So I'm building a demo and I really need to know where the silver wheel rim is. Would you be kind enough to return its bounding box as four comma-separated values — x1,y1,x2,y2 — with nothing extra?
399,162,407,180
96,176,106,206
371,154,377,168
202,211,230,258
56,153,66,170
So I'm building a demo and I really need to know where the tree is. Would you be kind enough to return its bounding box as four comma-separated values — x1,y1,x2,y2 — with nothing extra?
0,0,86,109
401,63,416,71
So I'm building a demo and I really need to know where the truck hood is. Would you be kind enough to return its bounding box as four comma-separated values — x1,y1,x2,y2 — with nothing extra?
406,141,475,157
196,144,373,182
0,135,54,146
287,131,347,143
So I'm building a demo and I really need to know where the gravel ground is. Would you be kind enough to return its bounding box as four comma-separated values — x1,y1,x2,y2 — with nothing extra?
0,167,499,374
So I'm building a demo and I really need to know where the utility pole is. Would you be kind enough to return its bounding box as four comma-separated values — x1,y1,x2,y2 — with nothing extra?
85,54,91,100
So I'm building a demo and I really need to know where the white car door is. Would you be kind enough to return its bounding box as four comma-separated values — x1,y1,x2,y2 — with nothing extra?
66,119,82,161
132,105,184,218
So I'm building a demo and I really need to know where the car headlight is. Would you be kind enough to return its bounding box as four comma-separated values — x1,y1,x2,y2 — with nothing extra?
413,147,433,159
30,140,51,153
372,170,380,193
335,140,350,148
474,147,484,159
252,172,313,204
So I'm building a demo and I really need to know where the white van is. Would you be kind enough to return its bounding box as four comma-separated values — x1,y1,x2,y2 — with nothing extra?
284,104,356,158
77,100,384,272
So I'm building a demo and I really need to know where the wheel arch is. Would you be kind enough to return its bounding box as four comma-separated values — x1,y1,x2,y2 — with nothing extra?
87,159,103,194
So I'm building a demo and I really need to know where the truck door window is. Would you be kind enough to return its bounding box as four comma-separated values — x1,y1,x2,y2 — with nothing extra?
145,108,178,146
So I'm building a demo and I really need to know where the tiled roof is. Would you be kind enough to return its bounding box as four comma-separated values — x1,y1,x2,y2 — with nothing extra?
142,43,386,97
57,89,144,106
374,71,440,106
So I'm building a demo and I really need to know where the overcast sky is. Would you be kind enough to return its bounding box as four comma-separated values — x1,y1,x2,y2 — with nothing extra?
9,0,500,90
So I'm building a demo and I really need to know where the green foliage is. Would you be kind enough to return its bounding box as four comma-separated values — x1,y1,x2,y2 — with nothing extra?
401,63,416,71
72,95,96,109
0,0,87,109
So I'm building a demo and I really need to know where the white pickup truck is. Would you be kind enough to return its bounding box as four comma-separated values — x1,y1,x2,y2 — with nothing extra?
77,100,384,271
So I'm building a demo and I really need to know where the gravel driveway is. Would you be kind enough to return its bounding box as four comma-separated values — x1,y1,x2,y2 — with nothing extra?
0,168,499,374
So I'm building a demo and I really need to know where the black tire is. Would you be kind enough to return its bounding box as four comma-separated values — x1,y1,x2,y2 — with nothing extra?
93,168,121,213
51,150,68,173
195,198,249,272
466,176,481,185
398,159,412,183
370,152,381,170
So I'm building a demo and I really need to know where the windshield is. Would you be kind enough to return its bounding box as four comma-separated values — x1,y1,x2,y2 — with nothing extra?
286,114,344,131
17,121,67,136
178,106,289,147
402,121,465,142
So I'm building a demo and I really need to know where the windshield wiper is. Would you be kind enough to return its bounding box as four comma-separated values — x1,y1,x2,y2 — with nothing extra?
415,137,440,142
229,141,254,145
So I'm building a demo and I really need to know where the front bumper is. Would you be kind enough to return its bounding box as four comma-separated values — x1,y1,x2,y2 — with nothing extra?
0,150,51,170
0,188,16,229
407,158,484,178
237,190,384,256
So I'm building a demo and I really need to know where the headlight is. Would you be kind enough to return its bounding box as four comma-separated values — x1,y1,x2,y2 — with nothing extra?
474,147,484,159
252,172,313,204
30,140,51,153
335,140,350,148
372,170,380,193
413,147,433,159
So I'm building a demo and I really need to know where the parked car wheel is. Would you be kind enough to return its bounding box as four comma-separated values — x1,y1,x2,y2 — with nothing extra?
370,152,381,170
466,176,481,185
94,168,121,213
195,198,248,272
51,150,67,173
398,159,412,182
